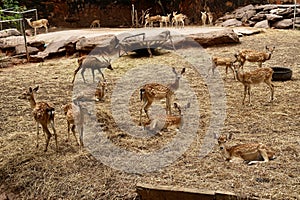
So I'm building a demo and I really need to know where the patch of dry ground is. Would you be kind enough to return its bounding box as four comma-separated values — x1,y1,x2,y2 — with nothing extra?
0,28,299,199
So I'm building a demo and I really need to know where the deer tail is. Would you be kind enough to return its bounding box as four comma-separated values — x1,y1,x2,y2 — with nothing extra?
47,107,55,121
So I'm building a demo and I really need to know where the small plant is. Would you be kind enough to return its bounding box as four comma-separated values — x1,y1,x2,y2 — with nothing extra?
0,0,26,29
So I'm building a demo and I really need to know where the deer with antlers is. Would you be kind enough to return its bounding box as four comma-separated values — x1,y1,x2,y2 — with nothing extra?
90,19,100,28
233,62,274,105
234,46,275,68
19,86,57,152
25,18,49,36
72,55,113,83
217,133,276,165
208,56,236,80
139,67,185,125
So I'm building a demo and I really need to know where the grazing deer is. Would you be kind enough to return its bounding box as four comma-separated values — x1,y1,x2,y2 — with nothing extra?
139,67,186,125
201,11,207,26
208,56,236,80
217,133,276,165
172,11,187,28
90,19,100,28
19,86,57,152
72,55,113,83
62,102,86,148
25,18,49,36
160,14,171,27
144,14,162,27
233,62,274,105
234,46,275,68
95,79,108,101
145,102,190,133
207,12,214,25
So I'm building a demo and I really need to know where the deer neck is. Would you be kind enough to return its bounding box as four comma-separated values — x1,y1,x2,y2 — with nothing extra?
220,144,231,160
235,69,244,83
169,77,180,91
29,95,37,109
26,20,33,27
265,52,272,60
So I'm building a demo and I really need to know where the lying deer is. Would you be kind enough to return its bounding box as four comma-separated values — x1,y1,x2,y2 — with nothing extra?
234,46,275,68
144,102,190,133
95,79,108,102
208,56,236,80
139,67,186,125
19,86,57,152
233,62,274,105
72,55,113,83
90,19,100,28
25,18,49,36
144,14,162,27
62,102,86,148
217,133,276,165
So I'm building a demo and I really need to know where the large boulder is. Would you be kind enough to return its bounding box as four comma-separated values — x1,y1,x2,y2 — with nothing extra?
265,14,283,21
272,19,293,29
221,19,243,27
188,29,240,47
254,20,270,28
0,29,21,38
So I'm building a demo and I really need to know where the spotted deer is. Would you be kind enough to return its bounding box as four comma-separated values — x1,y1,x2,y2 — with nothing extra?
90,19,100,28
208,56,236,80
62,102,86,148
139,67,186,125
72,56,113,83
160,13,171,27
233,62,274,105
25,18,49,36
234,46,275,68
144,14,162,27
217,133,276,165
172,11,187,28
145,102,190,133
19,86,57,152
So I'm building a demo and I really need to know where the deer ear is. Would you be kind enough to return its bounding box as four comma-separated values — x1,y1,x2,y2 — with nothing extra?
181,68,186,74
173,102,178,108
29,87,33,92
228,133,233,140
33,86,39,92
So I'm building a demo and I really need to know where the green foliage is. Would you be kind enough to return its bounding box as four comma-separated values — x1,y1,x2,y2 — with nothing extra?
0,0,25,21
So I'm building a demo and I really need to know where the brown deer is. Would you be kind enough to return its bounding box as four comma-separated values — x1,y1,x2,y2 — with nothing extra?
19,86,57,152
72,56,113,83
62,102,86,148
233,62,274,105
172,11,188,28
139,67,185,125
25,18,49,36
144,14,162,27
145,102,190,133
95,79,108,102
207,12,214,25
160,14,171,27
90,19,100,28
201,11,207,26
234,46,275,68
217,133,276,165
208,56,236,80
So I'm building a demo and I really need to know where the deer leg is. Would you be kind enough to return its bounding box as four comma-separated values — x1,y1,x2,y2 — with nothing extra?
248,149,269,165
36,122,40,148
66,121,71,142
229,64,236,80
71,125,79,145
42,125,52,152
266,81,274,102
91,69,96,83
248,86,251,105
78,125,84,148
50,120,58,151
140,99,152,125
98,68,105,81
166,96,172,115
81,68,86,83
243,85,247,105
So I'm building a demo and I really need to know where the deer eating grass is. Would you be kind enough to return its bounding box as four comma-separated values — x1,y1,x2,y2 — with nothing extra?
19,86,57,152
139,67,185,125
217,134,276,165
90,19,100,28
208,56,236,80
72,55,113,83
233,62,274,105
62,102,86,148
25,18,49,36
235,46,275,68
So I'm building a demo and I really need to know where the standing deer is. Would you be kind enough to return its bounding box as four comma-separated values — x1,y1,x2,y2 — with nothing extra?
90,19,100,28
139,67,185,125
201,11,207,26
19,86,57,152
72,56,113,83
217,133,276,165
95,79,108,101
62,102,87,148
233,62,274,105
172,11,187,28
25,18,49,36
234,46,275,68
160,14,171,27
144,14,162,27
208,56,236,80
207,12,214,25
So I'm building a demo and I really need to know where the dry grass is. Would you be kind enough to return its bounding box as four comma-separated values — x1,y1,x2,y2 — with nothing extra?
0,28,299,199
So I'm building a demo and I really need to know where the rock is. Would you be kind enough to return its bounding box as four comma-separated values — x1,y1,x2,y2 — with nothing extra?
0,29,21,38
27,40,46,51
241,10,257,22
250,12,266,21
189,29,240,47
221,19,243,27
293,17,300,24
256,5,278,11
272,19,293,29
34,40,66,59
0,36,24,49
234,4,255,19
15,44,39,55
254,20,270,28
265,14,283,21
234,28,261,36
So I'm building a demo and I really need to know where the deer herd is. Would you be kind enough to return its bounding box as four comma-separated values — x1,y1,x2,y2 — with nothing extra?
20,12,278,166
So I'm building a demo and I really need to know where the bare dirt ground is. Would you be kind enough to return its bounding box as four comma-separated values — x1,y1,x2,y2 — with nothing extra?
0,28,299,199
